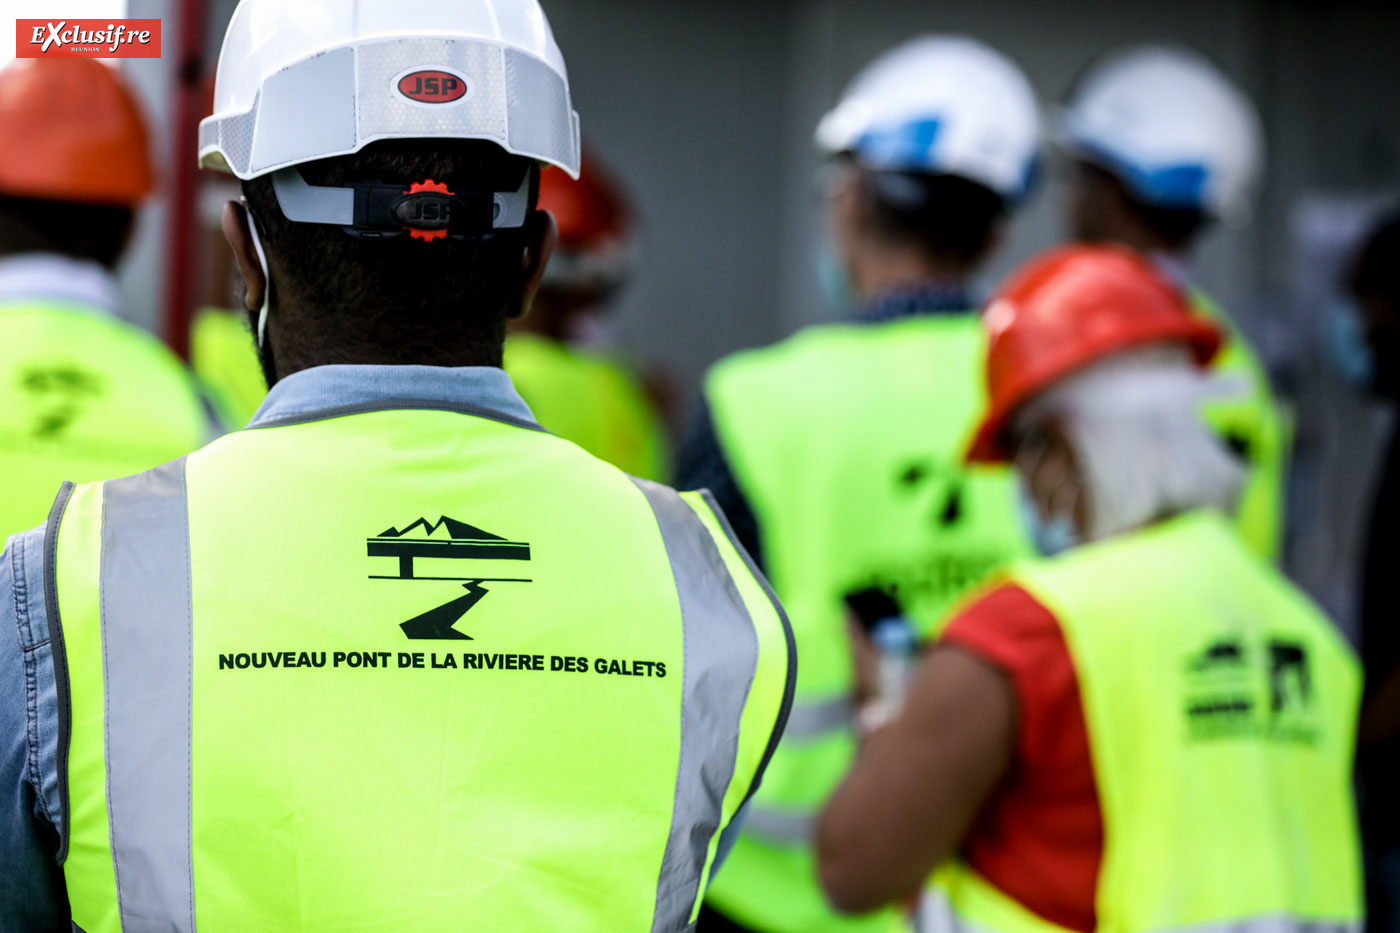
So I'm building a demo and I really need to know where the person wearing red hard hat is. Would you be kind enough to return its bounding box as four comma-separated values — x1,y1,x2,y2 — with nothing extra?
0,58,213,538
818,246,1362,933
505,151,671,480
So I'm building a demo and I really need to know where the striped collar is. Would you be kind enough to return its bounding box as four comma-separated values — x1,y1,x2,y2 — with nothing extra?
0,253,120,315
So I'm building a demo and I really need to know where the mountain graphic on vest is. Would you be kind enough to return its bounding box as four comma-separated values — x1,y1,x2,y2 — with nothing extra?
367,516,532,640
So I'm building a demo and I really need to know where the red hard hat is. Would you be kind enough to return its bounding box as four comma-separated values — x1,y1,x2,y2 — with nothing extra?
0,59,154,207
966,245,1223,464
539,150,631,252
538,150,634,292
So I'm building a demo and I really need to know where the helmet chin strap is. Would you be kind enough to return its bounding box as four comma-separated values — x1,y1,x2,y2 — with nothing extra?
243,201,272,348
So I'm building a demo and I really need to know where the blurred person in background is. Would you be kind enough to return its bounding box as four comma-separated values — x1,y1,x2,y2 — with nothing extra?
0,59,213,538
1059,44,1288,561
190,80,270,429
1340,211,1400,931
505,151,671,480
819,245,1363,933
191,179,267,427
680,36,1039,933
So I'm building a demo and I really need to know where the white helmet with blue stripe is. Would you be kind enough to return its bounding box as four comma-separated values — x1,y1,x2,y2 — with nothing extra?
815,36,1041,204
1060,44,1264,224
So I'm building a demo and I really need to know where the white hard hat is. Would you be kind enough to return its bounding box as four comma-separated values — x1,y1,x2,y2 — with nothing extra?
1060,45,1264,223
199,0,581,181
815,36,1041,203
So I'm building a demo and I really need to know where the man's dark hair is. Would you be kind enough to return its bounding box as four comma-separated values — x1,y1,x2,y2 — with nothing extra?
1349,209,1400,304
1078,159,1210,249
0,195,134,267
241,139,541,375
855,164,1007,267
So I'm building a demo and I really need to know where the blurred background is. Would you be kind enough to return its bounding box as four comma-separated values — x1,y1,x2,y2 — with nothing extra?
2,0,1398,629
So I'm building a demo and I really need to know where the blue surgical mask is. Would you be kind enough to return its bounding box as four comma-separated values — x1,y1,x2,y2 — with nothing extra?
817,247,855,315
1019,485,1080,557
1324,301,1375,393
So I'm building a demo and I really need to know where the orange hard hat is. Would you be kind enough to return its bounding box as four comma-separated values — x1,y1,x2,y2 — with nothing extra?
966,245,1222,464
0,59,154,206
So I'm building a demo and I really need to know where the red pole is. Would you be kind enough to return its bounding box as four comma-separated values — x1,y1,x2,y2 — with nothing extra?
162,0,207,360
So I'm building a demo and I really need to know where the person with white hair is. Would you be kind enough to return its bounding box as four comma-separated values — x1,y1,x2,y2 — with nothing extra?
818,245,1362,933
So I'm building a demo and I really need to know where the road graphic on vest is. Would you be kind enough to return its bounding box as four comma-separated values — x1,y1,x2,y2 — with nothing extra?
367,516,532,640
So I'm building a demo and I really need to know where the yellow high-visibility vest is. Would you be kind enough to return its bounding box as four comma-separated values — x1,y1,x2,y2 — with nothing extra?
0,299,208,540
928,511,1361,933
1189,290,1290,561
703,314,1033,933
505,333,671,482
48,397,794,931
190,306,267,428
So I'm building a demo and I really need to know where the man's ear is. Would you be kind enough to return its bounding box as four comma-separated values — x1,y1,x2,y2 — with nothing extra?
830,164,865,234
221,200,266,312
515,208,558,319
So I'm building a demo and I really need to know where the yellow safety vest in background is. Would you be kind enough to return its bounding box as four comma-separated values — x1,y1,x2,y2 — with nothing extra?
48,398,793,931
0,299,208,540
1191,290,1290,561
703,314,1033,933
190,306,267,428
928,511,1361,933
505,332,671,482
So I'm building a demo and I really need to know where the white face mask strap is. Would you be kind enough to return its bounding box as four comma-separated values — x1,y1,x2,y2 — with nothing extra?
242,200,272,348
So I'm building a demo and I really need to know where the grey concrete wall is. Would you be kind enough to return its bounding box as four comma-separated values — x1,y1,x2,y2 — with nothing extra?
542,0,1399,368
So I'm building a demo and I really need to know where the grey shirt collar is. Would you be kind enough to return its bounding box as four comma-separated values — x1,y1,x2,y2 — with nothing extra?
0,253,121,315
248,364,540,430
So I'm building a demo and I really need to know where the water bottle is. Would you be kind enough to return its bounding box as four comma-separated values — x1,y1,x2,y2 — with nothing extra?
862,612,917,731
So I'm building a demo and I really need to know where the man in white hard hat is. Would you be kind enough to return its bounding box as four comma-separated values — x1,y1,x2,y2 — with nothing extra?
1059,44,1289,561
0,1,794,929
678,36,1039,933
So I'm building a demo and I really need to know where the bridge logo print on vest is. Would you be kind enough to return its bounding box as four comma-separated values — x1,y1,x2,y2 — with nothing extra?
367,516,533,640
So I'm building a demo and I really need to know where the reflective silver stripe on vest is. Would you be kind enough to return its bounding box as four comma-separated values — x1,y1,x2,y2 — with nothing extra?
738,804,813,847
1176,922,1359,933
782,695,853,742
918,888,1359,933
100,460,196,931
632,479,760,933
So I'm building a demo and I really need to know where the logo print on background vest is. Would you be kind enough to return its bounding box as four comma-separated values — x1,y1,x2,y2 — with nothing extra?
18,363,103,439
1182,634,1317,744
367,516,531,640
